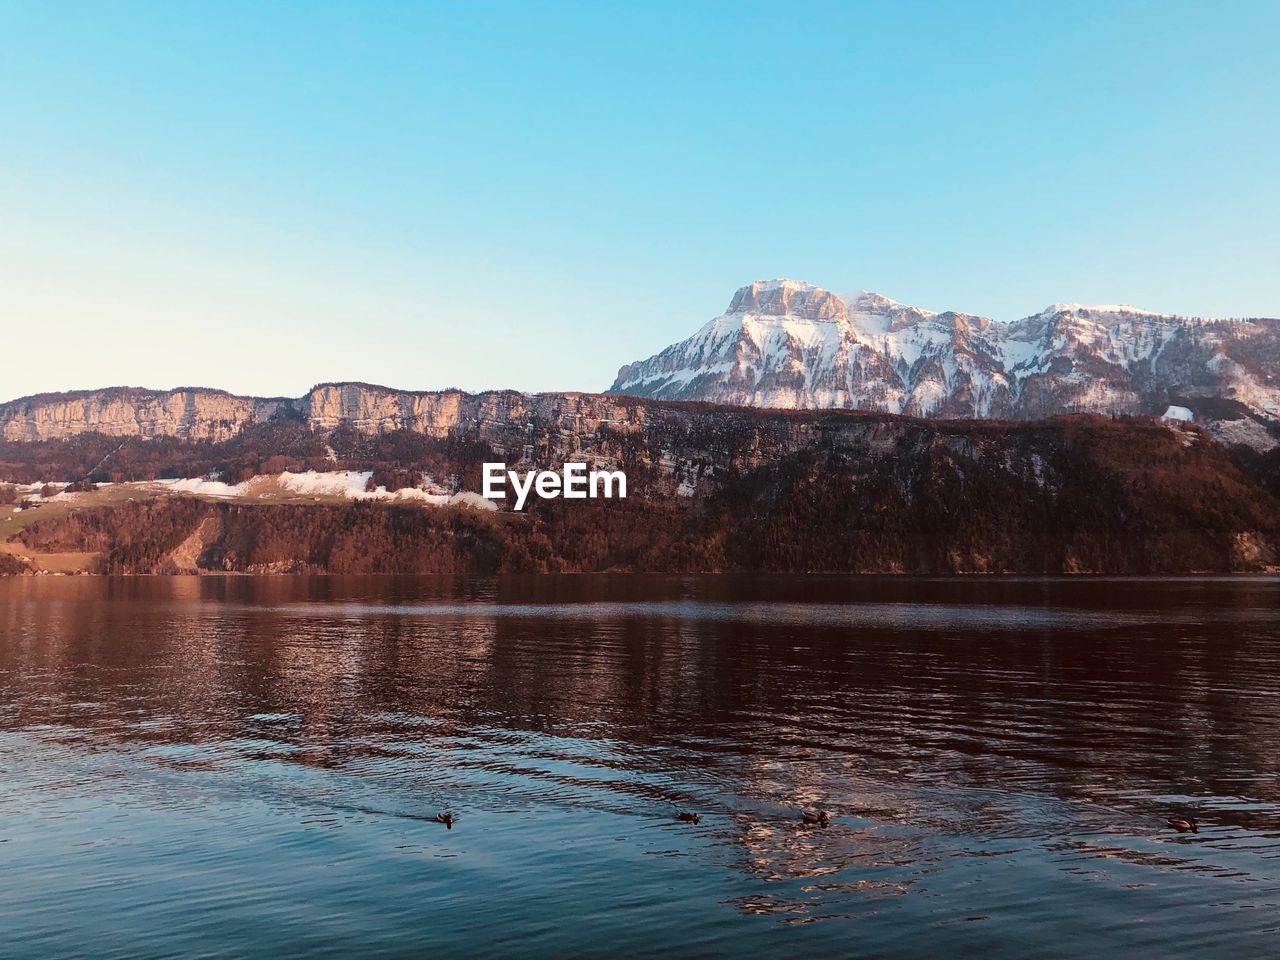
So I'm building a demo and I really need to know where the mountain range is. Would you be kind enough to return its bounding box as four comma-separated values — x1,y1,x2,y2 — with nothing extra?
609,279,1280,451
5,277,1280,574
3,278,1277,452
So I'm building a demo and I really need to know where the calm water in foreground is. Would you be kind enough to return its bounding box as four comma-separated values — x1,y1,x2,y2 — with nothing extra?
1,575,1279,958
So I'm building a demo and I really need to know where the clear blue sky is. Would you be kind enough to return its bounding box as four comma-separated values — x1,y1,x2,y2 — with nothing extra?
2,1,1277,400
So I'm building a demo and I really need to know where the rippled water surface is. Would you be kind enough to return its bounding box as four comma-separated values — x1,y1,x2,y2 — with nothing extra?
2,575,1279,958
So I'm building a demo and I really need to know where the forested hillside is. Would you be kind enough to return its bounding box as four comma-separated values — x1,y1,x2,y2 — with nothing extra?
6,405,1277,574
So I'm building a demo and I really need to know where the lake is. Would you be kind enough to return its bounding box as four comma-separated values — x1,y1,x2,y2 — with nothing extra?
1,575,1278,958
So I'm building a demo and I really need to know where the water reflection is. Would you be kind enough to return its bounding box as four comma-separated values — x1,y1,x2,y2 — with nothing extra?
1,575,1279,958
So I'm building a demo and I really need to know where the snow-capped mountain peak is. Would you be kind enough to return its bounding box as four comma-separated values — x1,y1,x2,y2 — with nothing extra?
609,279,1280,438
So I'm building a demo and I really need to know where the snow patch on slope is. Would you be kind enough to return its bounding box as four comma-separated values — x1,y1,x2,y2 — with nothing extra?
151,471,461,504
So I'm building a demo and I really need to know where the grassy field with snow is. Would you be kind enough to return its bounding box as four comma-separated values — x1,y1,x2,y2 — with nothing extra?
0,472,487,574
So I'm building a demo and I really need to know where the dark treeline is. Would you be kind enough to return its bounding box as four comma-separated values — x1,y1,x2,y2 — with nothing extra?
0,552,29,574
718,418,1278,572
16,499,700,575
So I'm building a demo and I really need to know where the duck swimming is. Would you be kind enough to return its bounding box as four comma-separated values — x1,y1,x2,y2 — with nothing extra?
802,810,831,827
1166,817,1199,833
675,811,700,825
433,812,456,829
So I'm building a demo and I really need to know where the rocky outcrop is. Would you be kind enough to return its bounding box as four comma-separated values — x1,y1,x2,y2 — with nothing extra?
0,383,674,449
0,387,289,442
728,279,849,320
167,514,224,572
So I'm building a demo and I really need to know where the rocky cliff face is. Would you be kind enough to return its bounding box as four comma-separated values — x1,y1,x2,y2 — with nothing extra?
7,372,1278,472
0,383,757,483
0,387,290,442
609,280,1280,447
0,384,619,444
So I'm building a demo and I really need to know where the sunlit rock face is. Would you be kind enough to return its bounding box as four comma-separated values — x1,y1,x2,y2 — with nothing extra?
0,387,288,442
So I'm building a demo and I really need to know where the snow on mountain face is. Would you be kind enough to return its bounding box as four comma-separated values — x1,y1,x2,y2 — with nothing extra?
610,279,1015,417
609,280,1280,440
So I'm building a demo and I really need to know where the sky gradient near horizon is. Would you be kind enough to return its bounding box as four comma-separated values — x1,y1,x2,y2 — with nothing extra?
2,1,1278,400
